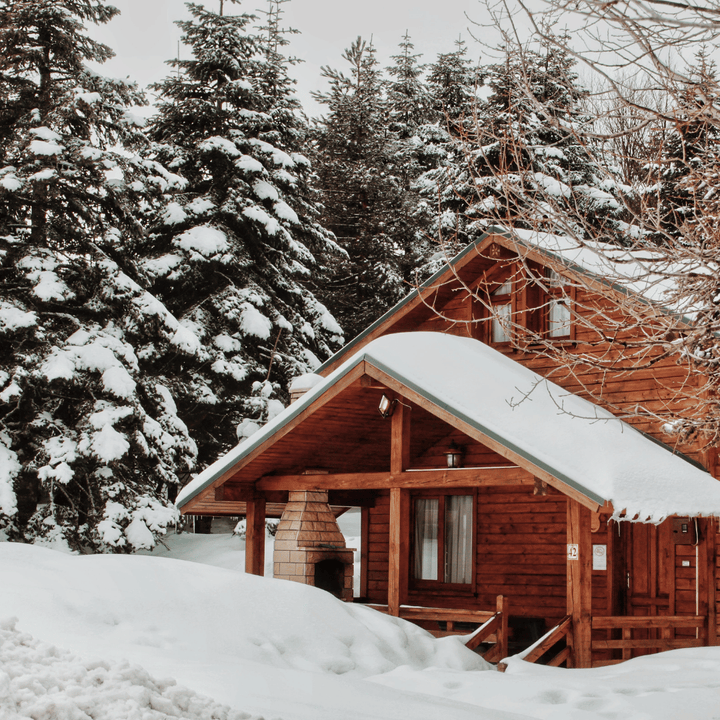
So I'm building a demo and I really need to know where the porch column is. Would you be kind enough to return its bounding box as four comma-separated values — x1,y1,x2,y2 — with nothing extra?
701,518,718,645
245,495,266,576
388,487,409,616
388,402,410,615
567,498,592,667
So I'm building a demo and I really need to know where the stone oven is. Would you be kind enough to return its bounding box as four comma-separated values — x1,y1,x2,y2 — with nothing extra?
273,490,354,601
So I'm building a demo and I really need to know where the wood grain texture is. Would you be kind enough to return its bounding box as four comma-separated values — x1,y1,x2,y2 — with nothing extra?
388,488,409,615
567,499,592,667
245,496,266,576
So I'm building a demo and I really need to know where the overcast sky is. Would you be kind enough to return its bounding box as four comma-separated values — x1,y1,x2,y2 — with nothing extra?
92,0,514,117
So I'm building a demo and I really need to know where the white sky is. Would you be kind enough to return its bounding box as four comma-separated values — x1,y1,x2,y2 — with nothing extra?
92,0,510,117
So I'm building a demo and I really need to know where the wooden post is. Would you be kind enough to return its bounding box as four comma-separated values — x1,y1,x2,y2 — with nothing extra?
245,496,266,576
702,518,717,645
390,399,411,475
496,594,509,660
360,507,370,599
388,487,409,616
388,400,411,616
567,498,592,667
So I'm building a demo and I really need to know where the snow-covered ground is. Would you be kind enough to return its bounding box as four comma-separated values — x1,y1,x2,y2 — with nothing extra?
2,531,720,720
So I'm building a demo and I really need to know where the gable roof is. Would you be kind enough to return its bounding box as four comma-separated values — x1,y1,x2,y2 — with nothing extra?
317,226,693,375
177,332,720,522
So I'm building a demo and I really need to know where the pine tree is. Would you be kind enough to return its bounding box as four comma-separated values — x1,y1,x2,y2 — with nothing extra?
426,39,479,128
644,48,720,245
0,0,197,551
312,38,411,339
416,38,631,258
386,32,431,139
143,0,344,466
410,39,484,269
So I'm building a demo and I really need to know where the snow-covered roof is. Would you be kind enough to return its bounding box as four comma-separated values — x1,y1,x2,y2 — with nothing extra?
509,227,698,318
177,332,720,522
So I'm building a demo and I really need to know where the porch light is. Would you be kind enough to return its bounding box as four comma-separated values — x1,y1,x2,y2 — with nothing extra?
445,442,464,468
378,394,397,419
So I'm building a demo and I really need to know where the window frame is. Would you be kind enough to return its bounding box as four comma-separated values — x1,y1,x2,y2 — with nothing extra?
473,272,517,347
409,489,477,595
545,269,575,341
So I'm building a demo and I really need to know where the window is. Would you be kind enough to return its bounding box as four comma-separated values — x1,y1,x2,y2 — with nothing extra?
490,280,512,344
547,270,572,339
412,494,473,585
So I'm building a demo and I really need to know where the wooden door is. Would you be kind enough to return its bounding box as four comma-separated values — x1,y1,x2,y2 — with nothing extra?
626,521,674,618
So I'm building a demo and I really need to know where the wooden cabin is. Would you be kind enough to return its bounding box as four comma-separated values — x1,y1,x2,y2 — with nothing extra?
176,229,720,668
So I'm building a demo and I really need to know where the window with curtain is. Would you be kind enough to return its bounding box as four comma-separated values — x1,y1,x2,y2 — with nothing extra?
549,298,571,337
412,494,473,585
547,270,572,338
490,281,512,344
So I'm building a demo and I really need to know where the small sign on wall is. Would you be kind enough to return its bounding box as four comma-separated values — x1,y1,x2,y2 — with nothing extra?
592,544,607,571
567,543,579,560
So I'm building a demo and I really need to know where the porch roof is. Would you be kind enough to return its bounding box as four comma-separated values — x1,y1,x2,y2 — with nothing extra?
177,333,720,522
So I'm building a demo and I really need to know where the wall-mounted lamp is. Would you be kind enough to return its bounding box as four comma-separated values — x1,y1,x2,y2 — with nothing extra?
444,441,464,468
378,394,397,419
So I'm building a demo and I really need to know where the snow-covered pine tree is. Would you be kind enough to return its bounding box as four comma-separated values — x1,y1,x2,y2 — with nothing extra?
643,48,720,246
383,33,439,283
426,39,479,127
254,0,344,270
0,0,197,552
416,37,631,261
386,32,432,141
143,0,344,466
410,39,484,269
312,38,413,339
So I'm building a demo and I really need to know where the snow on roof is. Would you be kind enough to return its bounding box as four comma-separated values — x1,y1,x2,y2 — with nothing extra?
509,227,699,318
177,332,720,522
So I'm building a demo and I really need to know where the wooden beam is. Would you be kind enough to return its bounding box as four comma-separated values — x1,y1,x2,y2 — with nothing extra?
592,615,705,629
257,466,533,491
391,400,411,474
363,362,603,512
388,487,409,616
245,496,266,576
183,501,287,518
218,485,375,508
567,498,592,668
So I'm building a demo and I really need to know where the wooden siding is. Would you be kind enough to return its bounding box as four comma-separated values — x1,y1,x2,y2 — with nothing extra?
474,486,567,623
365,485,568,631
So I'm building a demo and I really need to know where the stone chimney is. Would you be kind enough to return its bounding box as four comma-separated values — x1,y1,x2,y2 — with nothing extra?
273,490,354,601
288,373,323,404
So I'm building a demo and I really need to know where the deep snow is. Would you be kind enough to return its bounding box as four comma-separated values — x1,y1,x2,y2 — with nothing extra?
2,533,720,720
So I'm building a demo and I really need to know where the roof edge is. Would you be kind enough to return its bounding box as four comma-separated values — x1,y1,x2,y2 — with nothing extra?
176,351,370,510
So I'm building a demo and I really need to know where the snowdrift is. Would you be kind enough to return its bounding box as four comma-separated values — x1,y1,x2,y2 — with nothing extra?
0,542,488,679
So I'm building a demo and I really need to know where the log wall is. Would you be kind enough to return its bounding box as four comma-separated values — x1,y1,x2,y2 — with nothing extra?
365,485,569,631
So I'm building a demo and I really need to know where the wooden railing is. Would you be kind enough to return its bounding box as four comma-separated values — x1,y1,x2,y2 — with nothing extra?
365,595,509,663
591,615,706,664
513,614,573,668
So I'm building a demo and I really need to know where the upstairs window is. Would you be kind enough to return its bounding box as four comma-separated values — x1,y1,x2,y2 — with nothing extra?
413,494,473,585
547,270,572,339
490,280,513,344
